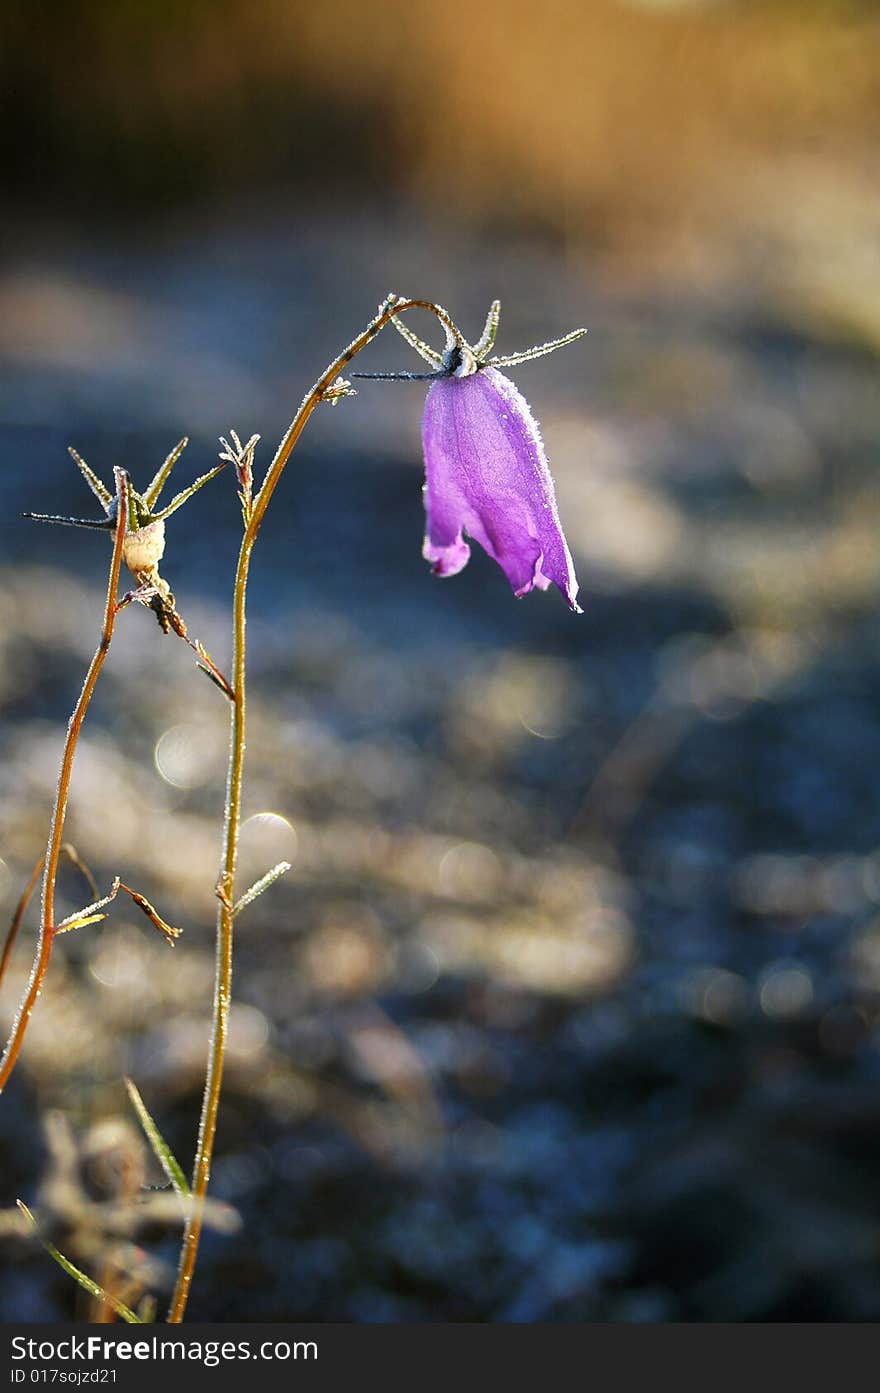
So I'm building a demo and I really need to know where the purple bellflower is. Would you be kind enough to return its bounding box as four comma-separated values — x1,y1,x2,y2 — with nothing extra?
354,301,586,612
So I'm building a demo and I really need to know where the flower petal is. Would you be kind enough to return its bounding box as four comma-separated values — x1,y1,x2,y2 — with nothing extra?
422,528,471,577
421,368,580,610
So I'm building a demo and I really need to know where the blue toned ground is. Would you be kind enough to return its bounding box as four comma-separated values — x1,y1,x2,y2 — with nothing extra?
2,206,880,1321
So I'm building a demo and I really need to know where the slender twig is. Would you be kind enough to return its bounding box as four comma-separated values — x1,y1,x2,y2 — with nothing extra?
167,296,451,1321
60,843,100,900
0,855,44,992
0,846,98,992
0,470,130,1095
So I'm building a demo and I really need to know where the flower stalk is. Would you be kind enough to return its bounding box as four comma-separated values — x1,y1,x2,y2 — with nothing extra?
0,468,130,1096
167,295,457,1321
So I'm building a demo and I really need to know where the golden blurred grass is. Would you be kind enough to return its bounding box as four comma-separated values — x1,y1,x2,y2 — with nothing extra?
3,0,878,240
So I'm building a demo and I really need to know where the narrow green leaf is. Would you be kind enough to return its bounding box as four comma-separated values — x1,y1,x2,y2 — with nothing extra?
143,437,188,509
17,1201,142,1324
233,861,292,917
124,1078,190,1205
486,325,588,369
473,299,502,359
68,447,112,510
391,315,443,365
153,463,226,522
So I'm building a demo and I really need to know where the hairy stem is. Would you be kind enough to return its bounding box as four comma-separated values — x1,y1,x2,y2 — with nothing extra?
0,855,44,993
0,847,98,994
0,470,130,1095
167,297,448,1321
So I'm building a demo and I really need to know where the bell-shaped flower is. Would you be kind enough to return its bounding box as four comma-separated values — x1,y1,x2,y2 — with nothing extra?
356,301,585,611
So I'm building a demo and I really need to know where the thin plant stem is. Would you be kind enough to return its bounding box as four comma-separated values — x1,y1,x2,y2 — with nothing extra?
0,846,96,992
0,469,130,1095
167,297,450,1321
0,855,44,992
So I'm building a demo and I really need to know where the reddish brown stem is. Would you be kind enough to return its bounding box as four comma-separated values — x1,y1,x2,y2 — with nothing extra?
0,470,130,1095
0,855,44,992
0,847,98,993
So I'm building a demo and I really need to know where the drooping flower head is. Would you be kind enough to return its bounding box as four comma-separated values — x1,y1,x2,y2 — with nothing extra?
355,300,586,612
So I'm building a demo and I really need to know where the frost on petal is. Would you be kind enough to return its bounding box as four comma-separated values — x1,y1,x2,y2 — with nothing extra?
421,368,580,610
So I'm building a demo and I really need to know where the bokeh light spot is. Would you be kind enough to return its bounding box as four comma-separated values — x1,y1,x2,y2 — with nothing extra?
154,723,222,789
437,842,502,902
759,963,814,1019
239,812,299,874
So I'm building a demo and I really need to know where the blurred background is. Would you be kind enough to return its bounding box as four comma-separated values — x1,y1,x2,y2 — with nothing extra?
2,0,880,1321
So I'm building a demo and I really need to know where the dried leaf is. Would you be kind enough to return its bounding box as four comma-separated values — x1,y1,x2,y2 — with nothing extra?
118,884,182,947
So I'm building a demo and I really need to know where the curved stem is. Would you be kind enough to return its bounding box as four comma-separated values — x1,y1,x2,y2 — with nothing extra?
0,855,44,993
0,470,130,1095
167,296,450,1321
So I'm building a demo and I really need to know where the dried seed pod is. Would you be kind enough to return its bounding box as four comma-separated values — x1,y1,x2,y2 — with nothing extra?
122,517,166,578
